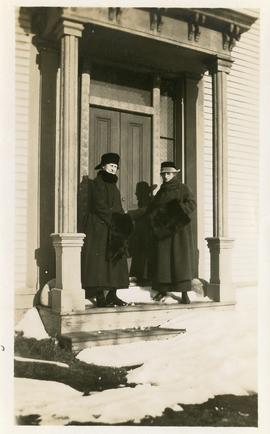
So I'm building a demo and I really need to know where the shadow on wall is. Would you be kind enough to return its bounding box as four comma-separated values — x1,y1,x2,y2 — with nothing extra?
128,181,157,285
19,6,50,36
25,6,59,291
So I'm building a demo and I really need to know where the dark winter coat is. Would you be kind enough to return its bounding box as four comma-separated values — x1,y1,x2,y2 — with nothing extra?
82,171,133,290
148,176,196,292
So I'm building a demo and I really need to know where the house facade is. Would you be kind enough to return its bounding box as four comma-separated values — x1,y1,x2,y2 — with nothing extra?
15,7,259,323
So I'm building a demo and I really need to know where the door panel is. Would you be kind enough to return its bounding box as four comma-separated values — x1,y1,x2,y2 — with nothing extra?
120,112,151,211
89,107,151,211
89,107,120,179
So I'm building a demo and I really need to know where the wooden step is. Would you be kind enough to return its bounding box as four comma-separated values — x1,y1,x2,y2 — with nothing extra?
38,300,234,337
59,327,186,352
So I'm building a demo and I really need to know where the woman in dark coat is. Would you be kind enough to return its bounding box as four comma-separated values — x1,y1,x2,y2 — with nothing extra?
82,153,133,307
148,161,196,304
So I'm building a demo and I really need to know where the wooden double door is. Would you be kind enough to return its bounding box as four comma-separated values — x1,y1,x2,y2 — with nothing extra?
89,107,152,211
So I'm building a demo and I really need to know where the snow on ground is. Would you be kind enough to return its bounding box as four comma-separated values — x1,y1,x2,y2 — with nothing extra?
15,286,257,425
14,356,69,368
15,307,49,339
15,379,183,425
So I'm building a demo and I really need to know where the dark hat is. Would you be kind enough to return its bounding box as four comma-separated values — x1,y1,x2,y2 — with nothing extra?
95,152,120,170
160,161,180,174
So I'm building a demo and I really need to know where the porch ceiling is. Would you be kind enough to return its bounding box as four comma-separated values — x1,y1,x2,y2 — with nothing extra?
81,24,212,77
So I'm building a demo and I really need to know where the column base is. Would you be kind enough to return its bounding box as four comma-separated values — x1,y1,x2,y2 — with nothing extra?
206,237,235,303
206,283,236,303
51,232,86,313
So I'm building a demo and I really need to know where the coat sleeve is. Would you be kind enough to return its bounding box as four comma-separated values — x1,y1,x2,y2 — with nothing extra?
92,178,112,226
180,184,196,216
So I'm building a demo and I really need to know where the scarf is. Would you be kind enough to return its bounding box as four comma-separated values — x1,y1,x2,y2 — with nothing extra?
98,170,118,184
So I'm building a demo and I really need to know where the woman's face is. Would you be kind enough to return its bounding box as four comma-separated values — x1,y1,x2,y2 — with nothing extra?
161,172,175,183
103,163,118,174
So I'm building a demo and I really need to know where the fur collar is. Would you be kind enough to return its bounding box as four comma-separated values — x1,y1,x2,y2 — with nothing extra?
98,170,118,184
160,176,181,192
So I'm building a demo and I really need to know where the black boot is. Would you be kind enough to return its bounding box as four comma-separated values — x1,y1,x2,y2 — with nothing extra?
181,291,191,304
153,292,166,301
85,287,98,306
106,289,127,307
96,291,107,307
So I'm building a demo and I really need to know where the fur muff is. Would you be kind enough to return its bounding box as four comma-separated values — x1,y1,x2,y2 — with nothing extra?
107,213,134,262
150,198,191,240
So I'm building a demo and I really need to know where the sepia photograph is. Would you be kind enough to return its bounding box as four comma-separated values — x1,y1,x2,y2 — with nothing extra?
0,0,270,432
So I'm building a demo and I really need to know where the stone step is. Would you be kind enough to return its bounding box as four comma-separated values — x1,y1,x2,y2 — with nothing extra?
59,327,186,352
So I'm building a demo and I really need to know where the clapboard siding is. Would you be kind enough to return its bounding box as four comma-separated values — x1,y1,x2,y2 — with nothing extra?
228,14,259,284
15,8,31,289
202,12,259,285
15,6,40,320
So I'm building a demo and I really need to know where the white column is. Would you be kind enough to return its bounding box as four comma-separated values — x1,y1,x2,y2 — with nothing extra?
206,57,235,302
152,75,161,188
50,20,86,313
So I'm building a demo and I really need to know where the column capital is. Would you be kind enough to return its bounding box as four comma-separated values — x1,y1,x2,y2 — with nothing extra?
51,233,85,248
55,19,84,39
206,237,235,250
210,56,234,75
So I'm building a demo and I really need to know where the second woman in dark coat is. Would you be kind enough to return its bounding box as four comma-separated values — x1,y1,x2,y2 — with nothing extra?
148,161,196,304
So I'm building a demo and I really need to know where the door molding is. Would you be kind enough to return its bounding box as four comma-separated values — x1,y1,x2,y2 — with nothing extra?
79,68,91,182
89,96,154,116
80,67,160,187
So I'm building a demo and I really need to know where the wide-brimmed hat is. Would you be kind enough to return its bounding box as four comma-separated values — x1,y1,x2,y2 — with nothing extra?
160,161,180,174
95,152,120,170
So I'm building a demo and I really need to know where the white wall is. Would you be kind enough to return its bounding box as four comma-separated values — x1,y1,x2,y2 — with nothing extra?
202,12,260,286
15,7,31,290
15,7,40,320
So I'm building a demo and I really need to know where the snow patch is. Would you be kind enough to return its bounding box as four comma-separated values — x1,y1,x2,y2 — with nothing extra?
15,287,257,425
15,356,69,368
15,307,49,340
15,378,183,425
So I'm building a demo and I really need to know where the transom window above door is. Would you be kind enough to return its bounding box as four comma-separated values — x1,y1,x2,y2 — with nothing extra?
90,66,152,106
